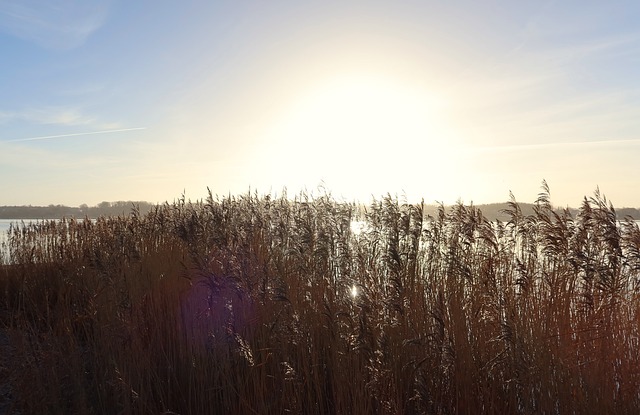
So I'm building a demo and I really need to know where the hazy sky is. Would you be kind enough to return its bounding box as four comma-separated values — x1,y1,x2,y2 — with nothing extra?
2,1,640,207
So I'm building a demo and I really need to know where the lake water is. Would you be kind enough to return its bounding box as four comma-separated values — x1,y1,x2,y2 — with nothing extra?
0,219,40,260
0,218,95,242
0,219,16,261
0,218,22,242
0,219,19,233
0,218,44,240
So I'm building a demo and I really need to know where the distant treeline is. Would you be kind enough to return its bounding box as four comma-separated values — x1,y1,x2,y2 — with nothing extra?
0,201,157,219
1,200,639,221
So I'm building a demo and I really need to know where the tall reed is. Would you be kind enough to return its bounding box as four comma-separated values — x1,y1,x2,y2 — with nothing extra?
1,184,639,414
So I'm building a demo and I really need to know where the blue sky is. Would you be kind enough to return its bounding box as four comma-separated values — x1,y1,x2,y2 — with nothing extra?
2,1,640,207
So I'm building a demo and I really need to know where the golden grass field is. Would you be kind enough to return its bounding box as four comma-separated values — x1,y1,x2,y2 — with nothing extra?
1,183,640,414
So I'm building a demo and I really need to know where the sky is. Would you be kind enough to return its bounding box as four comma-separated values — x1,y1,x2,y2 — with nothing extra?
1,1,640,208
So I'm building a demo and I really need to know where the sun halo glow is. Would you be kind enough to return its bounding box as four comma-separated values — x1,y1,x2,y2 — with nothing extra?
258,75,462,201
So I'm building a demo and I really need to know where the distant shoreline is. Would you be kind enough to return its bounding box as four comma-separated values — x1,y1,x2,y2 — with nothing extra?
0,201,157,221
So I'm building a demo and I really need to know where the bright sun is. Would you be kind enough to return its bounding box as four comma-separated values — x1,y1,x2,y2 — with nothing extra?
258,74,460,200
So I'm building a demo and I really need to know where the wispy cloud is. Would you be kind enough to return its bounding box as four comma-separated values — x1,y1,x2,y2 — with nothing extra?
470,137,640,154
523,32,640,75
25,107,96,126
0,1,111,50
461,86,640,149
0,111,13,123
0,106,107,127
3,127,147,143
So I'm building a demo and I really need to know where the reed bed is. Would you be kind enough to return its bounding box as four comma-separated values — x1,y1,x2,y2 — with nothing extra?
1,184,640,414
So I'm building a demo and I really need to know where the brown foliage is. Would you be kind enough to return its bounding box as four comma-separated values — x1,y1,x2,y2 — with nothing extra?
1,185,640,414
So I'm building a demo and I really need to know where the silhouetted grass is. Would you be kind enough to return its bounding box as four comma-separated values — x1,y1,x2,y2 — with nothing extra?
1,184,640,414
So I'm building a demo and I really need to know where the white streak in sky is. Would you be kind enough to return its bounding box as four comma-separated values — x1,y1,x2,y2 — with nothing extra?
471,138,640,153
0,1,110,50
5,127,147,143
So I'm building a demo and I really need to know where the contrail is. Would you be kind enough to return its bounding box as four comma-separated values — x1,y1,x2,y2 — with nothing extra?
471,138,640,153
4,127,147,143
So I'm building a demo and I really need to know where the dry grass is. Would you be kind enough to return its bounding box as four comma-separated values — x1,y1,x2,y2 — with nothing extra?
1,184,640,414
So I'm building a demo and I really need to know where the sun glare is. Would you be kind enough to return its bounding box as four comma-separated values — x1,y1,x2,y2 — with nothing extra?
260,74,461,201
350,220,369,235
281,76,449,152
350,284,359,299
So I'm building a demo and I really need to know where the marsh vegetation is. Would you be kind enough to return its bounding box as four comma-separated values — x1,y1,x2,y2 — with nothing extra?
1,183,640,414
